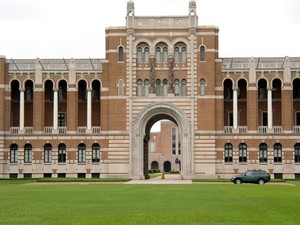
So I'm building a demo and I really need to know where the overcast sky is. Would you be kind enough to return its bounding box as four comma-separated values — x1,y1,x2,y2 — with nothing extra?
0,0,299,59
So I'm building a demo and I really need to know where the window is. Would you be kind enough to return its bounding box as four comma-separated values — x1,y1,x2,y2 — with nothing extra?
259,87,267,99
118,79,124,96
144,80,149,96
78,144,86,163
118,46,124,62
262,112,268,126
163,80,168,96
295,144,300,163
174,79,180,96
156,79,161,96
181,80,187,96
181,47,187,62
172,128,177,155
200,46,205,61
228,112,233,126
296,112,300,126
200,79,206,96
137,47,142,63
174,47,180,63
239,143,247,162
259,143,268,163
25,86,33,101
24,144,32,163
137,80,142,96
162,47,168,62
58,144,66,163
150,143,155,153
274,143,282,163
224,143,233,162
92,144,100,163
10,144,18,163
44,144,52,163
156,47,161,62
144,47,149,62
58,113,66,126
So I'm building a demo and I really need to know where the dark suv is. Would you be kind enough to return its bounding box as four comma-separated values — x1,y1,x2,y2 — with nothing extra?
231,170,271,185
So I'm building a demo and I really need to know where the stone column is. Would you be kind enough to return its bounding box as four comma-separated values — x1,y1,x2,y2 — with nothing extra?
267,87,273,130
87,88,92,132
19,88,25,131
233,87,238,129
53,89,58,131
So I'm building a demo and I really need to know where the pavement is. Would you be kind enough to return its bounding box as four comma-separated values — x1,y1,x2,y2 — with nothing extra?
126,174,192,184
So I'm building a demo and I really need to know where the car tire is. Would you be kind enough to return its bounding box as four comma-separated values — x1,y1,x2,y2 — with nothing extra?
235,179,241,184
258,179,265,185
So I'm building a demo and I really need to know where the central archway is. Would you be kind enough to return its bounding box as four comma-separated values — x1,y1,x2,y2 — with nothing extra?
131,103,192,179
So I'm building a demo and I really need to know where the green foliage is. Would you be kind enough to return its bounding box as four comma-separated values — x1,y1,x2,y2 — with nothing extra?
0,183,299,225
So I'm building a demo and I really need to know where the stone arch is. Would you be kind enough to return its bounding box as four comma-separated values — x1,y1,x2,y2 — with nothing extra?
132,102,192,179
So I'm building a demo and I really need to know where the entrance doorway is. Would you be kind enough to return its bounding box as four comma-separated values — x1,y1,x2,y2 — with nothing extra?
131,103,192,180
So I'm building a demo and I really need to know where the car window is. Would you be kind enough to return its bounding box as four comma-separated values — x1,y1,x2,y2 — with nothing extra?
245,171,252,176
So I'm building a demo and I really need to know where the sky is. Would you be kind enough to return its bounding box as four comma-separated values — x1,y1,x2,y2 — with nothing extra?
1,0,300,59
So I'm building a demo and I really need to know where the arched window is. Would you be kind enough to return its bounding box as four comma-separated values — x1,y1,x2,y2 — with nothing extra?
144,47,149,62
174,79,180,96
58,80,67,101
44,144,52,163
24,144,32,163
274,143,282,163
156,47,161,62
78,80,87,101
200,46,205,61
137,47,142,63
58,144,66,163
118,79,124,96
137,79,143,96
294,144,300,163
239,143,247,163
25,80,33,102
10,144,18,163
163,79,168,96
78,144,86,163
174,47,180,63
224,143,233,162
163,47,168,62
259,143,268,163
118,46,124,62
200,79,206,96
181,47,187,62
156,79,161,96
144,80,149,96
181,79,187,96
92,143,100,163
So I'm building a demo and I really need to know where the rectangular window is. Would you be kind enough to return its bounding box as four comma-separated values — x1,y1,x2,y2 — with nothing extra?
78,148,86,163
58,113,66,127
228,112,233,126
172,128,176,155
262,112,268,126
296,112,300,126
10,149,18,163
92,147,100,163
24,149,32,163
58,149,66,163
150,143,155,153
44,149,52,163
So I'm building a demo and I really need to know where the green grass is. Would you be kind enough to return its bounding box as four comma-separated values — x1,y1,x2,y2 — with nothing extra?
0,181,299,225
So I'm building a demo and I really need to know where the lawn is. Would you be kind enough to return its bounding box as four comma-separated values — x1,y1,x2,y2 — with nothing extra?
0,181,299,225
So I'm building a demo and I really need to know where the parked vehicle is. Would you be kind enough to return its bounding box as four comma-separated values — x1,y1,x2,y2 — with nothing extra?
231,170,271,185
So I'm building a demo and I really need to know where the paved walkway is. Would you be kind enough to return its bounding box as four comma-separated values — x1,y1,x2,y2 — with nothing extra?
126,174,192,184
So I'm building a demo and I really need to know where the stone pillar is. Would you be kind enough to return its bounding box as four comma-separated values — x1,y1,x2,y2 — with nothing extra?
53,89,58,131
19,88,25,131
267,87,273,130
233,87,238,129
87,88,92,132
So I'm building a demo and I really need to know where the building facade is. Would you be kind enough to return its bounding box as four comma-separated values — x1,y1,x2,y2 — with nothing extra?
1,0,300,179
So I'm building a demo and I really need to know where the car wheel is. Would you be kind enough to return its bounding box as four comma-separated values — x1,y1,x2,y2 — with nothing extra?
258,179,265,185
235,179,241,184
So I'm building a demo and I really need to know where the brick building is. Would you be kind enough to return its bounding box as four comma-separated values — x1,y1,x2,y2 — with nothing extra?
0,0,300,179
